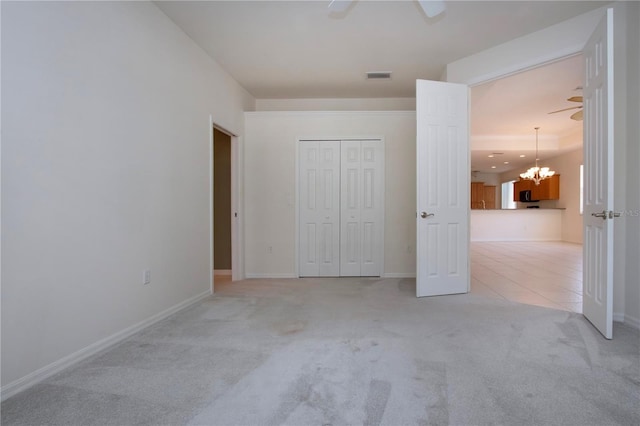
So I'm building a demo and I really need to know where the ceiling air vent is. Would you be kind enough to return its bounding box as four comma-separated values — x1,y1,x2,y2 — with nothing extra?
366,71,392,80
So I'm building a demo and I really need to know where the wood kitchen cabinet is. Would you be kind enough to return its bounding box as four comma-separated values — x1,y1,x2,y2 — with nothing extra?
471,182,485,209
512,175,560,201
483,185,496,209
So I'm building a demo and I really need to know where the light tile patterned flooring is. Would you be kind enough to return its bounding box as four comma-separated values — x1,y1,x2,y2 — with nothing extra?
471,241,583,313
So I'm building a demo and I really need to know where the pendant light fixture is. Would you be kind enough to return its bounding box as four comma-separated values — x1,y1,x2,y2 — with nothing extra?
520,127,555,185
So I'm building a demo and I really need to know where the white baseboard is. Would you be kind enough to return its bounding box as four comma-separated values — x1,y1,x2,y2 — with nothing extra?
382,273,416,278
613,312,640,330
214,269,232,276
245,273,417,279
1,289,211,402
624,314,640,330
244,273,298,279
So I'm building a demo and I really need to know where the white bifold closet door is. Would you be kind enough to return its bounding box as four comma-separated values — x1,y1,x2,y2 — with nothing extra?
299,139,383,277
299,141,341,277
340,140,383,277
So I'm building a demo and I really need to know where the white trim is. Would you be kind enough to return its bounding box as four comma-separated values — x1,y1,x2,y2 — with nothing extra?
466,52,583,88
245,273,298,279
209,115,214,294
294,139,300,277
231,136,244,281
380,140,386,277
246,111,415,120
214,269,232,276
624,315,640,330
383,273,416,278
211,122,244,286
614,312,640,330
0,290,211,402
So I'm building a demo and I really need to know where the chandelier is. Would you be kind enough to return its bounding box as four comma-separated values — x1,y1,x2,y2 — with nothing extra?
520,127,555,185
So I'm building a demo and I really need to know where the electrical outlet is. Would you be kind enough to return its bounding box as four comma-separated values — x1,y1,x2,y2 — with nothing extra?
143,269,151,285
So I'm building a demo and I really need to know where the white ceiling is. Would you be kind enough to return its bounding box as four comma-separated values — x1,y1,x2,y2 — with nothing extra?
470,55,584,174
157,0,602,173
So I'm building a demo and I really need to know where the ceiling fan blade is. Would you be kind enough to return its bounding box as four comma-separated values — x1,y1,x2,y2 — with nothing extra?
328,0,352,12
571,110,584,121
548,106,582,114
418,0,446,18
567,96,583,103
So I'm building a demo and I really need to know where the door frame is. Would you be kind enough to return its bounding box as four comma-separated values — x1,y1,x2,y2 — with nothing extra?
295,136,386,278
461,7,624,327
209,116,244,294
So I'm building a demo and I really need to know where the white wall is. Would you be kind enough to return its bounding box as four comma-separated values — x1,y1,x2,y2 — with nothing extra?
500,148,584,244
244,111,416,278
448,2,640,327
471,210,562,242
622,1,640,328
551,149,584,244
471,172,500,187
1,1,254,394
446,7,605,86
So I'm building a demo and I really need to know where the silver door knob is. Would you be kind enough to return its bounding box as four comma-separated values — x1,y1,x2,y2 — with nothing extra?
591,210,607,219
420,212,434,218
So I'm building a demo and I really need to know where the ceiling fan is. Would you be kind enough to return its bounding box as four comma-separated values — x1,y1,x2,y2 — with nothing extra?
329,0,446,18
548,96,583,121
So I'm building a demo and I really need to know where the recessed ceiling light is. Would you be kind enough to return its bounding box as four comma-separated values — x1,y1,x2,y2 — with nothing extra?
491,166,497,169
520,155,526,158
504,161,509,164
488,155,494,158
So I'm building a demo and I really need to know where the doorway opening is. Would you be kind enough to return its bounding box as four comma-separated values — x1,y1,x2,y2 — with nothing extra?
468,55,585,313
211,123,241,292
213,128,232,277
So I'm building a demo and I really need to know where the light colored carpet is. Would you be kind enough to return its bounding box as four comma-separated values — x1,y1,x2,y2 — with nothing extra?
2,277,639,425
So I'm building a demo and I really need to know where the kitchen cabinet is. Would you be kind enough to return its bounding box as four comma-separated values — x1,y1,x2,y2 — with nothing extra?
513,175,560,201
483,185,496,209
471,182,485,209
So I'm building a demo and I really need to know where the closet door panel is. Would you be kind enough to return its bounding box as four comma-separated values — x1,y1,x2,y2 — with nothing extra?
340,141,362,276
360,140,383,276
301,139,383,278
299,141,340,276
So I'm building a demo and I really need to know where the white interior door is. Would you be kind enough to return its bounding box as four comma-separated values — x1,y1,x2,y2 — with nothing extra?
416,79,469,297
583,9,615,339
340,140,384,277
299,141,340,277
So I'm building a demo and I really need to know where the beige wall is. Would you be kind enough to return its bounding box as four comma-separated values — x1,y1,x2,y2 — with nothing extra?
244,111,416,278
2,1,254,394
